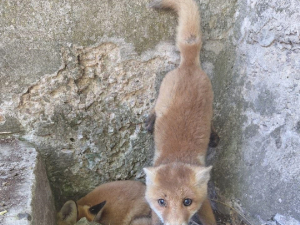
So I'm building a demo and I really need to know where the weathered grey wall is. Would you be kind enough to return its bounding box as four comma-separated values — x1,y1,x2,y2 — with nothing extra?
204,0,300,224
1,0,299,224
0,139,56,225
0,0,179,210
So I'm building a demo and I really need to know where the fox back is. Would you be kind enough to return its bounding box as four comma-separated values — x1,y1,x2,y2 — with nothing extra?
57,180,151,225
144,0,216,224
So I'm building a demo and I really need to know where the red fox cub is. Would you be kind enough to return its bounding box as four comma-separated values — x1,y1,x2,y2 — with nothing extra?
57,180,151,225
144,0,216,225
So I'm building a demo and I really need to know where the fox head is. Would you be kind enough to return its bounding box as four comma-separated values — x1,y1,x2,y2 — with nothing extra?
144,163,212,225
57,200,106,225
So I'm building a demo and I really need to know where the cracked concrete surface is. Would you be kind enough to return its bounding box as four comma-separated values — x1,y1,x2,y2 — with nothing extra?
14,40,179,209
0,0,300,224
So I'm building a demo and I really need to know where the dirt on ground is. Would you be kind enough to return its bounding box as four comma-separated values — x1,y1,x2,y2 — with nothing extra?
214,210,250,225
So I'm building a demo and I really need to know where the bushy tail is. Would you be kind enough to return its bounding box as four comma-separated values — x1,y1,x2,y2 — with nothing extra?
150,0,202,65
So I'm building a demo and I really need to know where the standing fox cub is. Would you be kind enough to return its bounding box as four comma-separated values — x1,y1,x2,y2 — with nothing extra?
57,181,151,225
144,0,216,225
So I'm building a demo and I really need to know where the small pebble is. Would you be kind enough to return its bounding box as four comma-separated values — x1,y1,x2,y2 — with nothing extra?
0,210,7,216
17,212,32,221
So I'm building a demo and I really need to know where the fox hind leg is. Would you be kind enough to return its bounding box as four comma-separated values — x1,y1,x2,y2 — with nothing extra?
145,110,156,134
196,198,216,225
209,125,220,148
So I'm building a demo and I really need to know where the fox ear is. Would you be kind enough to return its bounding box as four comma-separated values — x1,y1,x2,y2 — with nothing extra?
57,200,77,224
89,201,106,215
195,166,212,185
91,201,106,222
143,167,157,185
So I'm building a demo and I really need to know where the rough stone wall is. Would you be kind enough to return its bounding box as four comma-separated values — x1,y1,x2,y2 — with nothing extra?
1,0,300,224
0,139,56,225
205,0,300,224
18,41,180,206
0,0,179,209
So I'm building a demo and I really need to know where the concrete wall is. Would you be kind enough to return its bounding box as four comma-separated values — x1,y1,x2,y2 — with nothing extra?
206,0,300,224
0,139,56,225
0,0,299,224
1,0,179,210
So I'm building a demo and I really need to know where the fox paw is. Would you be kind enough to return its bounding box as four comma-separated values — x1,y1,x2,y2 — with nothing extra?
145,112,156,133
209,130,220,148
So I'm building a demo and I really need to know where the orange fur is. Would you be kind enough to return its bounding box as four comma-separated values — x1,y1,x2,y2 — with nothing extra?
57,180,151,225
144,0,216,224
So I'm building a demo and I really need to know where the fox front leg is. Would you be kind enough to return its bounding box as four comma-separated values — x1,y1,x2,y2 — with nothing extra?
196,198,216,225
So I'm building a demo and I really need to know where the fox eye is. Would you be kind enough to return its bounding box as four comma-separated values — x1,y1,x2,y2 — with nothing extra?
183,198,192,206
158,199,166,207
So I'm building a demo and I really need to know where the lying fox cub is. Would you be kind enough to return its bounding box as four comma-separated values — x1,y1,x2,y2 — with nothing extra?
144,0,216,224
57,180,151,225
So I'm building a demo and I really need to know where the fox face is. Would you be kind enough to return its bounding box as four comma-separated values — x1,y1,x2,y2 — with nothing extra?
144,163,212,225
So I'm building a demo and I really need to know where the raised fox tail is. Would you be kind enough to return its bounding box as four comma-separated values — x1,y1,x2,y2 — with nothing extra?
150,0,202,66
